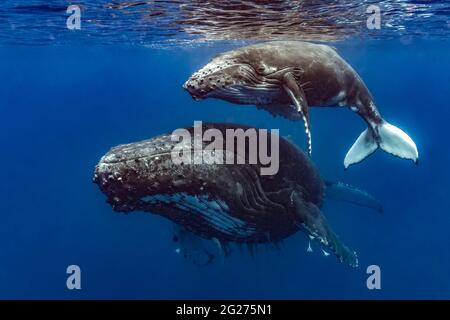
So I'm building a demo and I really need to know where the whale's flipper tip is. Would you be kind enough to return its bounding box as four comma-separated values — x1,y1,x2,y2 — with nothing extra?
344,122,419,168
292,191,358,268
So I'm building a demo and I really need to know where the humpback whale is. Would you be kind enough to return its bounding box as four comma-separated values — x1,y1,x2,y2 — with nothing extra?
183,41,419,168
93,123,382,267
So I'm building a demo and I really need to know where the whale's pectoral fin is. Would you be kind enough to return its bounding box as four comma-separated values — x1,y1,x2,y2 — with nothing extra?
291,191,358,268
281,73,312,155
344,121,419,168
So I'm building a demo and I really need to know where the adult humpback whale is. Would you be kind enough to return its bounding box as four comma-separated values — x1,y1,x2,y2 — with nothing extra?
183,41,419,168
93,123,382,267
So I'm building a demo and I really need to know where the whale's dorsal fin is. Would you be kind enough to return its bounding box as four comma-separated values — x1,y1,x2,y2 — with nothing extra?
324,181,383,213
328,45,338,52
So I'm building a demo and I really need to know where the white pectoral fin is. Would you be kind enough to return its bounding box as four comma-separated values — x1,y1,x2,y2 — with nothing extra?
282,73,312,155
344,128,378,168
378,122,419,163
344,121,419,168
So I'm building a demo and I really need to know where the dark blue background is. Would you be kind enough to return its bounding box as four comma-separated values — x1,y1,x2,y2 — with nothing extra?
0,39,449,299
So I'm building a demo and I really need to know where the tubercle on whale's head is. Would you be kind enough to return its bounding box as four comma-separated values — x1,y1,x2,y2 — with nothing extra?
92,137,194,212
183,56,244,100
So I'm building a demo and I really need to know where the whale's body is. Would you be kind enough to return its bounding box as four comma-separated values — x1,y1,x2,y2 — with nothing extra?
94,123,382,267
184,41,419,168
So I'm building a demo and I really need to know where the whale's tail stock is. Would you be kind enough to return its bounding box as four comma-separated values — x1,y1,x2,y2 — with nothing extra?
344,121,419,169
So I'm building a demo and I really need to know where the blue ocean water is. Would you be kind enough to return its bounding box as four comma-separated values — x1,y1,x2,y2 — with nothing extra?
0,1,450,299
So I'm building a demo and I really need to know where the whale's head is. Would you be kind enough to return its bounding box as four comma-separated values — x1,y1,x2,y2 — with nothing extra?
93,134,185,212
92,127,243,215
183,53,280,105
92,125,266,241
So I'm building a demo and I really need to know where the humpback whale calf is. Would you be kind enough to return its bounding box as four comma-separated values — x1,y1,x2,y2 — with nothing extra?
93,123,382,268
183,41,419,168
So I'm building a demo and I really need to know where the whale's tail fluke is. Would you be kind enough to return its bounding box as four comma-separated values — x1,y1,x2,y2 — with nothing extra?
344,121,419,168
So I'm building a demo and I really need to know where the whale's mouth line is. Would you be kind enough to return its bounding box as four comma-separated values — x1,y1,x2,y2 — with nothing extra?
186,61,283,101
206,82,280,104
199,63,280,103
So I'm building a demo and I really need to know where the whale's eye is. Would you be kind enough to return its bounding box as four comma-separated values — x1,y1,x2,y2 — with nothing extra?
257,67,265,73
293,68,303,76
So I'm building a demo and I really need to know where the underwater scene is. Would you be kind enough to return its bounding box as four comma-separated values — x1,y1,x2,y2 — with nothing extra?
0,0,450,299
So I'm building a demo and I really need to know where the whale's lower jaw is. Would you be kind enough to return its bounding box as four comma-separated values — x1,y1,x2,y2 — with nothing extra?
141,193,259,240
129,192,299,243
207,84,281,106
